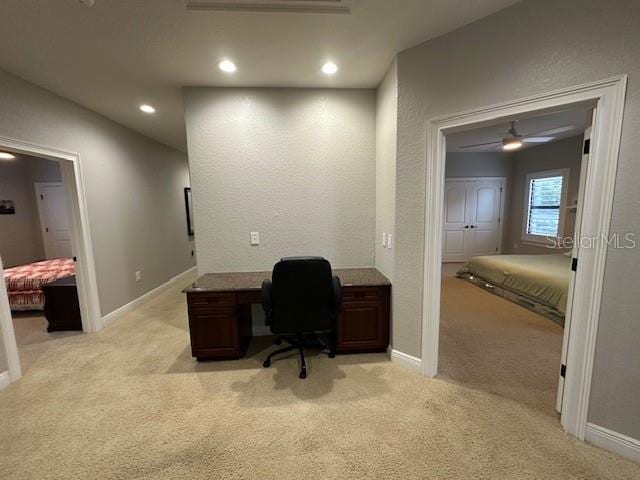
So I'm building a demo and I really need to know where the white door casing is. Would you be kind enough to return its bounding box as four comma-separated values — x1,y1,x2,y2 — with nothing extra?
443,178,504,262
556,123,593,413
35,182,72,259
422,76,627,442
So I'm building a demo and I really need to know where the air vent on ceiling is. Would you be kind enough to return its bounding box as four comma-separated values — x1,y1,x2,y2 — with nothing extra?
185,0,352,14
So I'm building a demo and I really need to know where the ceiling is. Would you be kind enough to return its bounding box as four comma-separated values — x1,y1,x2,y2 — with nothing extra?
0,0,519,152
446,109,591,153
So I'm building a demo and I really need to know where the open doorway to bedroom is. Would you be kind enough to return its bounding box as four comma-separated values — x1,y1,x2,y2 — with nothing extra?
438,107,593,419
0,152,81,373
0,139,100,385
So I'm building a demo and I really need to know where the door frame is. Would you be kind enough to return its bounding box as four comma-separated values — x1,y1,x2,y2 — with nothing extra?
421,75,627,441
443,176,506,262
34,182,67,259
0,136,102,383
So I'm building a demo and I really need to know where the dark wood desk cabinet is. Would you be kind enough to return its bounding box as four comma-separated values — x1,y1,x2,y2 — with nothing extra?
42,275,82,332
184,269,391,360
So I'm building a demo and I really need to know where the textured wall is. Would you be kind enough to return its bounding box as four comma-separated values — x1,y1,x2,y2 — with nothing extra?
0,156,62,267
184,87,376,273
445,152,511,178
375,61,398,280
505,136,583,254
0,69,196,318
394,0,640,438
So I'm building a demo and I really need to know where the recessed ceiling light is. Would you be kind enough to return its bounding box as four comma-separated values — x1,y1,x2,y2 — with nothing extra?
322,62,338,75
218,60,237,73
0,152,16,160
140,104,156,114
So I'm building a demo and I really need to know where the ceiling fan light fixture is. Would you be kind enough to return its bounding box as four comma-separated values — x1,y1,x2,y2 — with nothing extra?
502,138,523,151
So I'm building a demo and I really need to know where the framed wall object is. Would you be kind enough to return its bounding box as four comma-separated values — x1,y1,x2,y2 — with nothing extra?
184,187,194,236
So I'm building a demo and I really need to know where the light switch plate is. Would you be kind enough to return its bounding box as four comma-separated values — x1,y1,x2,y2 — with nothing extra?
387,234,393,249
250,232,260,245
135,270,142,282
382,232,387,247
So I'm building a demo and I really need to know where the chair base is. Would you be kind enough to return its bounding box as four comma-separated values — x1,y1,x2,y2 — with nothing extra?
262,333,335,379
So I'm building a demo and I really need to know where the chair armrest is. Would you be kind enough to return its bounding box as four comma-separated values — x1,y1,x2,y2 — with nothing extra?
332,275,342,314
261,279,273,324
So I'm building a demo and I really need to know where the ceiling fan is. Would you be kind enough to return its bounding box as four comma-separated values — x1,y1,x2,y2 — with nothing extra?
459,121,576,151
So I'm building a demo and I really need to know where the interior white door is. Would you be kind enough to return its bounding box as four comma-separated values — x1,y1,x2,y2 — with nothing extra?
443,181,471,263
468,180,502,256
443,178,503,262
35,183,72,259
556,122,592,413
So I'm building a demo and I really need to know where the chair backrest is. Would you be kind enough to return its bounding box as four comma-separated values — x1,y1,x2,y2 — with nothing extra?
270,256,335,334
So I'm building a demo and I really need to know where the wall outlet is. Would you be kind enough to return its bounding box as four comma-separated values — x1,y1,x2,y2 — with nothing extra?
250,232,260,246
135,270,142,282
387,234,393,249
382,232,387,247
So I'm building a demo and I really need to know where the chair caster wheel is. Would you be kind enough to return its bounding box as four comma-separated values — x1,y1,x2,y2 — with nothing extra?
299,370,307,379
263,360,271,368
328,352,335,359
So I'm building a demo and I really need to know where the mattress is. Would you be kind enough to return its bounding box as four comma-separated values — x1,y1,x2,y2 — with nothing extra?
4,258,75,310
457,254,570,314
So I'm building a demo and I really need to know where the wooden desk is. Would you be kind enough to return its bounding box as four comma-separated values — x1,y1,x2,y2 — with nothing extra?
183,268,391,360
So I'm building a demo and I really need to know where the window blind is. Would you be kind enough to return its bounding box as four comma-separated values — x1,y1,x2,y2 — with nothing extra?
526,175,563,237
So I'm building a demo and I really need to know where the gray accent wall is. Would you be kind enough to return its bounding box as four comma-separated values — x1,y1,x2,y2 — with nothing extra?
0,69,196,321
504,136,583,254
375,60,398,280
392,0,640,438
0,156,61,267
183,87,376,274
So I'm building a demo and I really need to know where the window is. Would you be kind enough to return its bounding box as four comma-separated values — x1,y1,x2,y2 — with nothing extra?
522,169,569,243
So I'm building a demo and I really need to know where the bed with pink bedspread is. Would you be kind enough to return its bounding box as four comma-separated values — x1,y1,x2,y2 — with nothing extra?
4,258,75,311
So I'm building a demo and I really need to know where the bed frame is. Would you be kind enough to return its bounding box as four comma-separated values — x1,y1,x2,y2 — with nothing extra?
456,272,565,327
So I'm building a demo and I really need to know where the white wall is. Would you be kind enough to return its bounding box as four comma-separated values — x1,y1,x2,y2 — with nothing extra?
0,68,196,320
375,60,398,280
445,152,511,178
393,0,640,439
184,87,376,273
0,155,62,267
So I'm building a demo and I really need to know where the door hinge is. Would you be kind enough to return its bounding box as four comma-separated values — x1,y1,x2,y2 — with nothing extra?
45,227,49,233
571,257,578,272
40,194,44,200
583,138,590,154
500,187,503,193
73,256,77,262
560,364,567,378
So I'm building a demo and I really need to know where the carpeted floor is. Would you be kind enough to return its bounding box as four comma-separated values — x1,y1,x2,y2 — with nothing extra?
439,263,564,418
1,278,639,479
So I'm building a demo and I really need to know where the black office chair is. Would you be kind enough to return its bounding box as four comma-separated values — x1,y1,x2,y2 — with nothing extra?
261,256,342,379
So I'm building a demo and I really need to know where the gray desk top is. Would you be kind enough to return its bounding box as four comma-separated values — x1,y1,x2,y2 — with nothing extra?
183,268,390,293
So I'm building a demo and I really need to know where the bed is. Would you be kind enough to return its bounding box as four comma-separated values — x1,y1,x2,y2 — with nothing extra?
456,253,570,325
4,258,75,311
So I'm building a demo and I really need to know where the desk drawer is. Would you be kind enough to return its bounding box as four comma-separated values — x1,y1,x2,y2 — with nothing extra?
187,292,236,308
342,286,382,302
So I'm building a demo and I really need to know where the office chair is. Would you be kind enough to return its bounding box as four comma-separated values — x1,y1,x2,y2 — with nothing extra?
261,257,342,379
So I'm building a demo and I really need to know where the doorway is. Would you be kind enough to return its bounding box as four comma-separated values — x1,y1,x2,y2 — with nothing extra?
420,76,627,440
0,136,101,384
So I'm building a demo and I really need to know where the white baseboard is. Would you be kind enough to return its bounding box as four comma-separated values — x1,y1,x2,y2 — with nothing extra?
101,266,197,328
0,371,10,391
388,347,422,374
586,423,640,463
252,325,271,336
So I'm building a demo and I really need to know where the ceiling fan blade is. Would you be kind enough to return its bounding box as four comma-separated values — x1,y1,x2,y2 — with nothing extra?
459,140,502,149
522,136,554,143
522,125,576,137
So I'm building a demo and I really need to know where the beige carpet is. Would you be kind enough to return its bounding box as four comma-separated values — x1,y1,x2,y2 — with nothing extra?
1,281,639,479
439,264,564,418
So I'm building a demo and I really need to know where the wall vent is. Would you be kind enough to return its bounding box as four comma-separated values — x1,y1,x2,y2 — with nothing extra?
185,0,352,14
